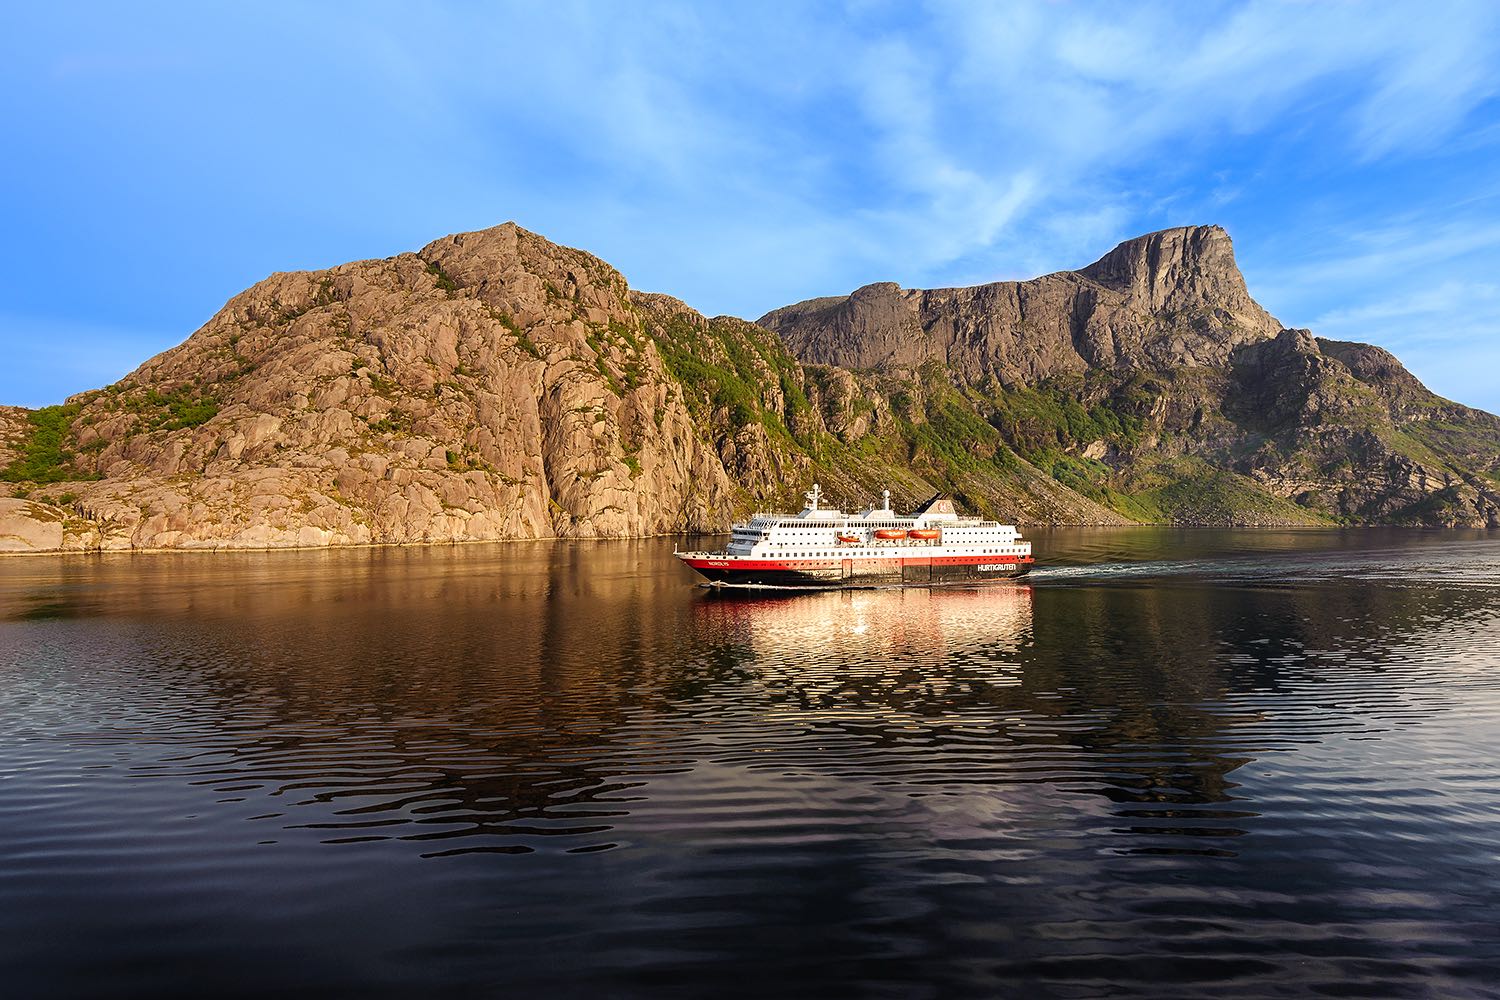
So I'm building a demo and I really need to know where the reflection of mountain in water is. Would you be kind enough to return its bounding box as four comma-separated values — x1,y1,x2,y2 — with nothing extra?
6,531,1500,996
2,534,1495,864
687,565,1499,861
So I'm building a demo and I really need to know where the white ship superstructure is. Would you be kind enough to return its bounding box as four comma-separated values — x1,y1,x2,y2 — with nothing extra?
677,485,1033,589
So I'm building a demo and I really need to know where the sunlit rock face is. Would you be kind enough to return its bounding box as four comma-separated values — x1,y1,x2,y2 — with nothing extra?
0,224,757,550
762,226,1500,530
1,223,1497,553
759,226,1282,381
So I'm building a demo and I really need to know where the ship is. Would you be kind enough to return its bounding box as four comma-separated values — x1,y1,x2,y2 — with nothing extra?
675,485,1034,589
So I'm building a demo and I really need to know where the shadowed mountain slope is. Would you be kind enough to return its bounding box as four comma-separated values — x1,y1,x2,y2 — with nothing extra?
1,223,1495,552
760,225,1500,529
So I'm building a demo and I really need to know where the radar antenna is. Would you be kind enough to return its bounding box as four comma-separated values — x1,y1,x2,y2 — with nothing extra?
805,483,822,511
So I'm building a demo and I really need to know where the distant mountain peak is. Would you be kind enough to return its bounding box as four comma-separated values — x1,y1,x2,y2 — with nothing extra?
759,225,1281,379
2,221,1497,554
1078,224,1231,285
1077,224,1277,340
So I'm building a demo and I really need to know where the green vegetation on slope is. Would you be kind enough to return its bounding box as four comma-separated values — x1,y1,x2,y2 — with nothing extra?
425,261,458,295
1111,455,1330,525
138,388,220,430
636,301,1496,526
102,384,221,431
1398,414,1500,472
889,378,1019,478
1,404,100,484
644,311,809,442
852,365,1335,524
988,379,1147,457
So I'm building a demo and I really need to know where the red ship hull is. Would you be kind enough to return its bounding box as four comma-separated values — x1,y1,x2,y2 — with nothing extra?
678,552,1033,589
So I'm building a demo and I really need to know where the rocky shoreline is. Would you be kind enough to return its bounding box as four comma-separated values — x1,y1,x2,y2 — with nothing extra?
3,222,1497,555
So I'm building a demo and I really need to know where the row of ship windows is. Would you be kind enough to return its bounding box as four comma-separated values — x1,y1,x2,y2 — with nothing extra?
748,535,1014,541
746,528,1010,536
760,522,993,529
769,548,1021,556
739,539,1015,546
738,526,1013,535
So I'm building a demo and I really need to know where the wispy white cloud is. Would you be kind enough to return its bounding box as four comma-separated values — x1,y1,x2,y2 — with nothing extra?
1256,219,1500,299
5,0,1500,411
1315,280,1500,348
1252,212,1500,411
213,0,1500,302
899,0,1500,262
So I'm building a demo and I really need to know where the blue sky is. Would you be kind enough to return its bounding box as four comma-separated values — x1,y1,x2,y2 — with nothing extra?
3,1,1500,411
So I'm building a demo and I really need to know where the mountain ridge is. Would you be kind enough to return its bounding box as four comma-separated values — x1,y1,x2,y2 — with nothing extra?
1,221,1496,552
758,224,1282,378
760,224,1500,529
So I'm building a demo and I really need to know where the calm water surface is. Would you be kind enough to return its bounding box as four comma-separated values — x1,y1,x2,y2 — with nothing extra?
3,528,1500,998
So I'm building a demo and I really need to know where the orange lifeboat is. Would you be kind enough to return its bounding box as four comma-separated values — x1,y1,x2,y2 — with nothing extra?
873,528,907,540
837,534,861,544
909,528,941,540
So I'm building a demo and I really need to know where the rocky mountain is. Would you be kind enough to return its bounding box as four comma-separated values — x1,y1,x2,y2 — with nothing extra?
0,225,753,551
762,226,1282,379
1,222,1496,552
761,225,1500,529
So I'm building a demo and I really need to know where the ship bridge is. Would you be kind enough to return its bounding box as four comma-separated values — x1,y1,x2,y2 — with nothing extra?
679,482,1033,587
724,485,1018,556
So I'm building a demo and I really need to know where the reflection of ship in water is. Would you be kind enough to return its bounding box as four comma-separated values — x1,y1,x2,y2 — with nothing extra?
693,585,1035,718
677,485,1033,589
9,537,1488,879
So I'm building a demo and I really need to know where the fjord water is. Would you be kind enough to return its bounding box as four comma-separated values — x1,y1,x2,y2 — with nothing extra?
3,529,1499,998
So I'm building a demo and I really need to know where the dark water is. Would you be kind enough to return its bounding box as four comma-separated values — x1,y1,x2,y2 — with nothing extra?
3,528,1500,998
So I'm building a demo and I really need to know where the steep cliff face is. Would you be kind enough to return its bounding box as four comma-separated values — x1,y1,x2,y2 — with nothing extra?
760,226,1282,381
626,292,1130,527
0,225,749,550
762,226,1500,528
2,222,1497,552
1229,329,1500,525
0,221,1121,552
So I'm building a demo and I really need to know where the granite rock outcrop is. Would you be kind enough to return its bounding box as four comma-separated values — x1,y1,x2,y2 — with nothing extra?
761,227,1500,528
3,222,1496,552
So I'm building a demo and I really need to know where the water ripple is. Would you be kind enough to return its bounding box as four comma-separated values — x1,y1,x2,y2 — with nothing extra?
1,530,1499,996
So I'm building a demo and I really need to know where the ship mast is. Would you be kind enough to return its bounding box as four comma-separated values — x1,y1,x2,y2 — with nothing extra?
805,483,822,511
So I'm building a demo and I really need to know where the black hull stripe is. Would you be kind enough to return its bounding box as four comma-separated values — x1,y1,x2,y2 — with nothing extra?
688,563,1031,588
